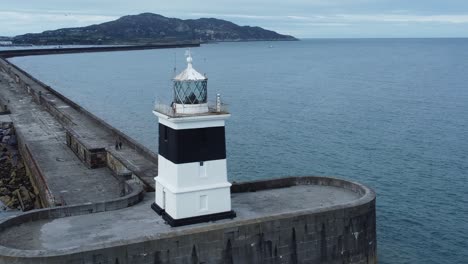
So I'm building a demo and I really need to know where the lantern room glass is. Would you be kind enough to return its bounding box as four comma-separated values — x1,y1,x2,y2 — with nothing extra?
173,80,208,104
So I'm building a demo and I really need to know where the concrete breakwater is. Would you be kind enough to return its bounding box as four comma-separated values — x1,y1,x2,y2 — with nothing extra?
0,47,376,263
0,42,199,58
0,56,147,211
0,176,376,264
0,56,159,189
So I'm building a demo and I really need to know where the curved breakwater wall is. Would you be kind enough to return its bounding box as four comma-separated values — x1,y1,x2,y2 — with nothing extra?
0,176,376,264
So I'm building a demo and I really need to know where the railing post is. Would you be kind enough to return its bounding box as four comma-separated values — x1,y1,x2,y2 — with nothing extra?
216,94,221,112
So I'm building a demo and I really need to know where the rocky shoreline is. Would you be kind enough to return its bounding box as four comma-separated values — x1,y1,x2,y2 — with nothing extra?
0,122,40,212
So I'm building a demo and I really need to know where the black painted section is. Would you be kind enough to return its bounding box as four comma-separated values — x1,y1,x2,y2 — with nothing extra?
151,202,165,215
191,245,199,264
159,124,226,164
151,202,236,227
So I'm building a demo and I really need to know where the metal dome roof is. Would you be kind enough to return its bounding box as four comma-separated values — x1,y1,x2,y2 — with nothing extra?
173,53,207,81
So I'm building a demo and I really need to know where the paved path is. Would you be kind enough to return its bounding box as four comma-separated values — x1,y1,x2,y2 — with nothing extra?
0,185,361,250
2,59,158,189
0,71,123,205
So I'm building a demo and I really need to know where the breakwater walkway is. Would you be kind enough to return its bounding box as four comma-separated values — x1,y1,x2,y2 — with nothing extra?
0,68,124,205
0,45,169,206
0,42,199,58
0,43,199,206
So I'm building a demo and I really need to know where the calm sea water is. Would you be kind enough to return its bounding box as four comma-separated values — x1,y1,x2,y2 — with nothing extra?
9,39,468,263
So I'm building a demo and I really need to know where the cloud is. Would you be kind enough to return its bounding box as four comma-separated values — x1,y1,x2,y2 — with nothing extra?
335,14,468,24
189,12,468,24
0,10,117,35
189,13,278,20
184,12,468,38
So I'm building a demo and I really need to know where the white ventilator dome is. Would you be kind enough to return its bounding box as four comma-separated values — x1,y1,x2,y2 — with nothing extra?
173,52,207,81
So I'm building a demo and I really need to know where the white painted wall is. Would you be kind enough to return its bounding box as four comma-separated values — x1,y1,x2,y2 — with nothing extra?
174,103,208,114
155,181,164,208
154,111,229,130
158,156,228,189
157,155,178,188
154,109,233,220
174,187,231,219
155,176,231,196
156,179,231,219
163,188,178,218
155,156,232,220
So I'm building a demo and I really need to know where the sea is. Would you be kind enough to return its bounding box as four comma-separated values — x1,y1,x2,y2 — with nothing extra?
6,39,468,263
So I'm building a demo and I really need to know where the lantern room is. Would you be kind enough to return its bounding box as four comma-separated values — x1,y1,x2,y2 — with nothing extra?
172,52,209,114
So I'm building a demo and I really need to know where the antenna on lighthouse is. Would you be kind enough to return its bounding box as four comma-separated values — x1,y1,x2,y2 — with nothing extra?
173,52,177,76
185,49,193,67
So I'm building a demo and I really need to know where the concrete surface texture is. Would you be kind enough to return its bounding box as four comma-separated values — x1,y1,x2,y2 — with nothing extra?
0,70,123,206
0,177,376,264
0,212,17,222
1,58,159,189
0,185,360,250
0,115,11,123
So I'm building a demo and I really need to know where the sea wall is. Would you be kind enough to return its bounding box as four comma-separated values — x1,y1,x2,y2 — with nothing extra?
0,176,376,264
0,42,199,58
106,151,132,177
17,141,55,207
0,57,159,166
0,57,151,206
0,179,144,233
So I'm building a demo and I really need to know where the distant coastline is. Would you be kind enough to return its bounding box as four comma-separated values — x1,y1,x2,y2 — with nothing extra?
11,13,297,46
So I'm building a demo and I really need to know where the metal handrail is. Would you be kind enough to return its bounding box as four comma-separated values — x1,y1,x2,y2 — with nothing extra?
154,101,229,117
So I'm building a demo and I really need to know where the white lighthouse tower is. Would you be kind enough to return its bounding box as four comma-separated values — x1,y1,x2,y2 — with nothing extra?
152,51,236,226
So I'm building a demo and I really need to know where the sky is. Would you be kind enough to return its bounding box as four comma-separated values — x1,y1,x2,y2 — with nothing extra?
1,0,468,38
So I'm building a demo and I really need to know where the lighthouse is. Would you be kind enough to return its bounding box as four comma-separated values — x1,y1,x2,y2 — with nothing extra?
151,51,236,227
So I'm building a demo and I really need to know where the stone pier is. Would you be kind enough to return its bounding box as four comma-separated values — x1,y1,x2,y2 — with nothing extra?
0,48,377,263
0,176,376,264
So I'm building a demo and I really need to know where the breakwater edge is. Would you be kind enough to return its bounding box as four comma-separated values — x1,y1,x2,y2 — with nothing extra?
0,45,376,263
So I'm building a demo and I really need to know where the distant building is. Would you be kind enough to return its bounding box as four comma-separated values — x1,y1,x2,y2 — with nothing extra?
0,41,12,46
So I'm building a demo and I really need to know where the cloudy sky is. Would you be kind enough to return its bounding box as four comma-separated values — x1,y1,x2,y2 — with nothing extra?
1,0,468,38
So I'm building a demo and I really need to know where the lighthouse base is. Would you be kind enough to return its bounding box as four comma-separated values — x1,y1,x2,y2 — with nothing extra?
151,203,236,227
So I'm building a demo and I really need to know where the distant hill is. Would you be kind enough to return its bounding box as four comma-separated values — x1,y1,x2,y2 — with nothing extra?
12,13,297,45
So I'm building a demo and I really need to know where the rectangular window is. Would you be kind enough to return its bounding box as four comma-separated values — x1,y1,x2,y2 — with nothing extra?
199,161,207,178
164,126,168,141
199,195,208,210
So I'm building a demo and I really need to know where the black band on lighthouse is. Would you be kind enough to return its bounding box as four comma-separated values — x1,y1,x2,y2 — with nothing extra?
159,124,226,164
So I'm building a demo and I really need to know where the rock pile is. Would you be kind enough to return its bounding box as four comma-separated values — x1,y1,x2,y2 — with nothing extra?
0,122,39,211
